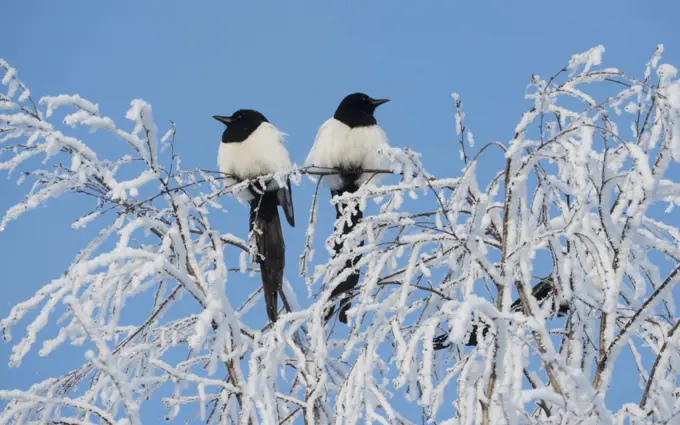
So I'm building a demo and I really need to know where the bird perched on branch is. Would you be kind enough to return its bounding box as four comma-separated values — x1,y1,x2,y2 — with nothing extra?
214,110,294,322
305,93,390,323
432,277,569,349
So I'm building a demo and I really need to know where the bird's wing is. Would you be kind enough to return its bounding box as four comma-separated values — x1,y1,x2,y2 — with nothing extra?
277,177,295,227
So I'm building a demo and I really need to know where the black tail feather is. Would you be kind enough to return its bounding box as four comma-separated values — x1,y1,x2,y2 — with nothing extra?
277,177,295,227
325,173,363,324
249,191,285,323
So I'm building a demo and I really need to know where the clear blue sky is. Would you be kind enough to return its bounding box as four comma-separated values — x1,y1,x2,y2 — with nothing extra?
2,0,679,421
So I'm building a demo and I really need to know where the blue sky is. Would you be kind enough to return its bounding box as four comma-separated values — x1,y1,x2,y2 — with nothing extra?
2,0,680,422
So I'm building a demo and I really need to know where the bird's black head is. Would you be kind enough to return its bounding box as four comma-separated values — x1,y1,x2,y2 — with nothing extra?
213,109,269,143
333,92,389,128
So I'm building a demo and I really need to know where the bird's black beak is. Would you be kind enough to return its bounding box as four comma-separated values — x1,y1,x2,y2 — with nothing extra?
370,98,390,107
213,115,233,125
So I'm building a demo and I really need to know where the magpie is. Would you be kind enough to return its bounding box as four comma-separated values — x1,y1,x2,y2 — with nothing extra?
305,93,390,323
214,109,295,323
432,277,569,349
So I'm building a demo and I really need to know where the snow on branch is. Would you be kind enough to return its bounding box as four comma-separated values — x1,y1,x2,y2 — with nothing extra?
1,45,680,425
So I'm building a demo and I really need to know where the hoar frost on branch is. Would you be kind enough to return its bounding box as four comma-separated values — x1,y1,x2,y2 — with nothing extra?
1,45,680,425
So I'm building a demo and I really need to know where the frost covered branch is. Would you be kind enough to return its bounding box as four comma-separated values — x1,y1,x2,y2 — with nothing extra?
2,44,680,425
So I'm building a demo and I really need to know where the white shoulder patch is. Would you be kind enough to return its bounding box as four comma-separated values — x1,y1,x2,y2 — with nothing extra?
305,118,389,189
218,122,292,180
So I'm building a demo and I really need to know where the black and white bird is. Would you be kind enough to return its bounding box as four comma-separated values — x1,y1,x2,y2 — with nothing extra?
305,93,390,323
214,109,295,323
432,278,569,349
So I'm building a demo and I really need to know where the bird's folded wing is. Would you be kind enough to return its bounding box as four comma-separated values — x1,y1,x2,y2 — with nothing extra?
277,178,295,227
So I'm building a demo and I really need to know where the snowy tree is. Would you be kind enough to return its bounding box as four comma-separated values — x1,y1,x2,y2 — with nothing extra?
2,45,680,425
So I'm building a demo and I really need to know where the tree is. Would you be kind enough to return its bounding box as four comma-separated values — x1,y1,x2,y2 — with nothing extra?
1,45,680,425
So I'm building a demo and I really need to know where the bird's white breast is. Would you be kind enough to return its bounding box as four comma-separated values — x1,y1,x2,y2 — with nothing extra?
305,118,389,189
218,122,292,180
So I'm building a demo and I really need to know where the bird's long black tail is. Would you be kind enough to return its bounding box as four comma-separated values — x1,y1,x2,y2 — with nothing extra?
325,173,363,324
250,191,285,323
